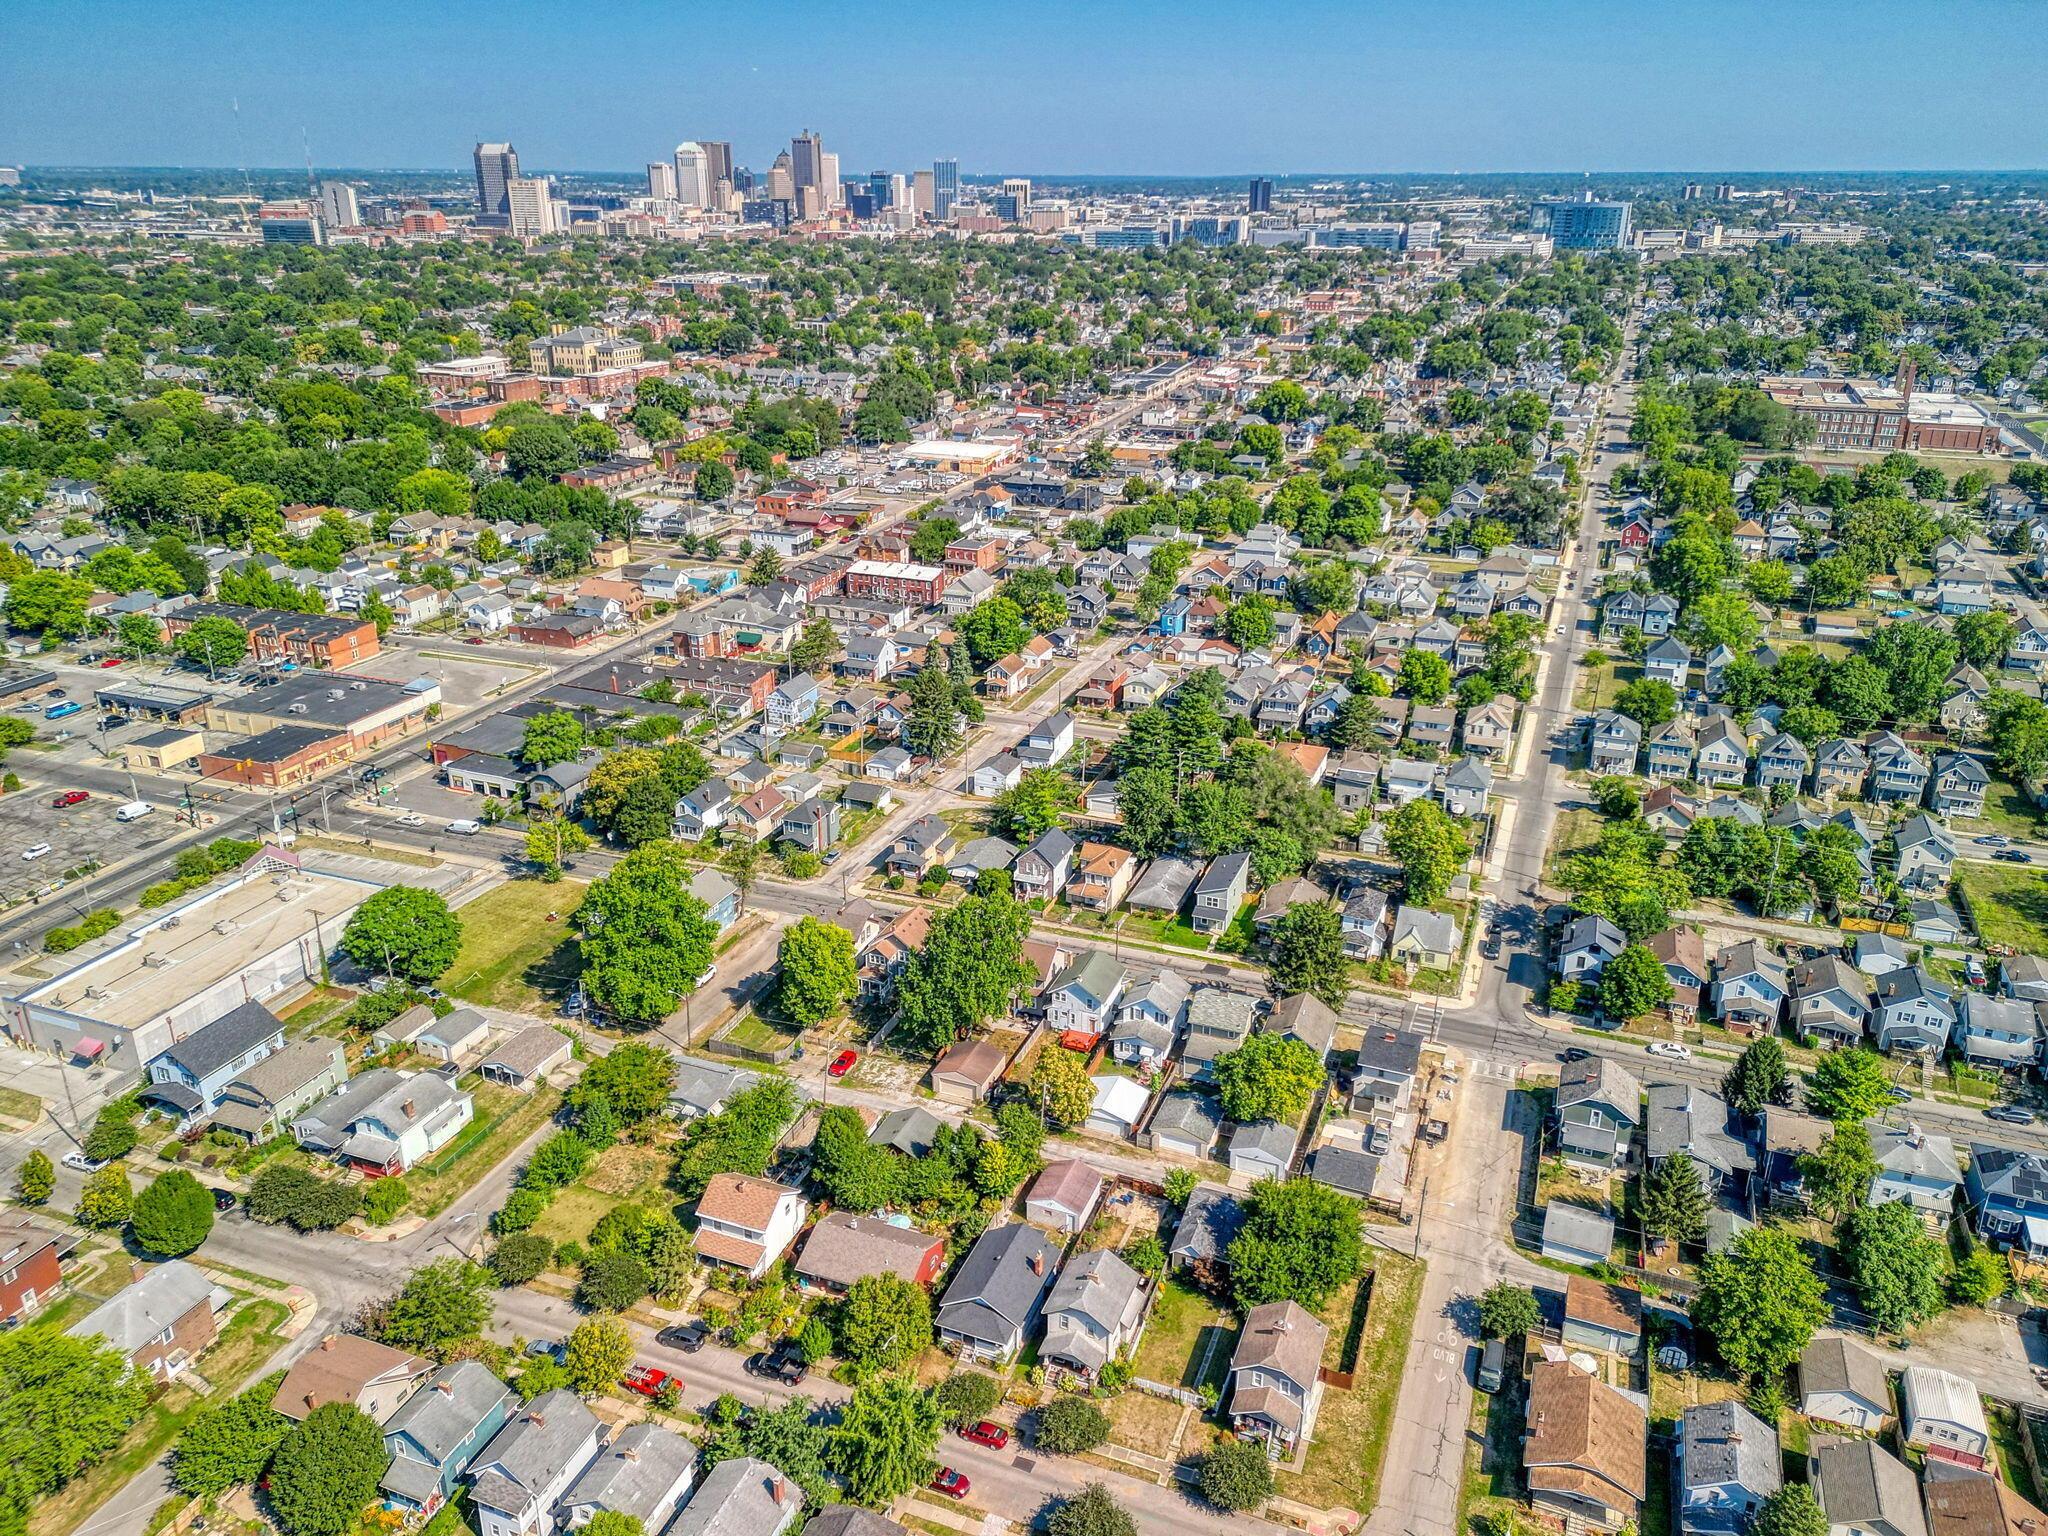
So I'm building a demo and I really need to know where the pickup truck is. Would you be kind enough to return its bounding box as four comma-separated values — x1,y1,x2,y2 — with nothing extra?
621,1364,675,1398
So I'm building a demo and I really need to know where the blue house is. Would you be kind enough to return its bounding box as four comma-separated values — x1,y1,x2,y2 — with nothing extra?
688,867,742,930
139,1001,286,1125
1155,595,1193,637
378,1360,515,1515
1965,1142,2048,1258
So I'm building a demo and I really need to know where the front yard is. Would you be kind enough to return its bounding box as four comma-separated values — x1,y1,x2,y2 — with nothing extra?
1129,1275,1236,1396
1957,862,2048,956
444,879,586,1011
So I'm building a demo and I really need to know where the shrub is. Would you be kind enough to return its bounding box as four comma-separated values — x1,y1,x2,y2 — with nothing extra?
81,1119,139,1163
489,1234,555,1287
491,1188,549,1235
1199,1439,1274,1511
360,1177,410,1226
130,1169,215,1256
247,1164,362,1231
520,1131,592,1193
935,1370,1003,1426
576,1253,651,1312
1035,1395,1110,1454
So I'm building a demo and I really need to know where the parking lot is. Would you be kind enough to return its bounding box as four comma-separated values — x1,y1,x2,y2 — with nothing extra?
373,636,550,713
0,788,179,909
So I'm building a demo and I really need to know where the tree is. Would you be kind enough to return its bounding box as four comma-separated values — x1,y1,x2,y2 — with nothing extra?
0,1330,151,1531
744,546,784,586
695,459,735,502
1641,1152,1710,1245
1048,1484,1137,1536
1228,1177,1364,1311
1802,1122,1880,1222
1036,1395,1111,1454
130,1168,214,1256
1268,903,1348,1008
1804,1048,1892,1122
1805,555,1866,609
1214,1033,1323,1125
1951,1243,2010,1307
892,885,1035,1053
828,1376,943,1508
1754,1485,1830,1536
520,710,586,769
1031,1048,1093,1131
1398,649,1453,706
376,1259,493,1358
1691,1226,1828,1379
1387,798,1470,905
903,654,964,760
1954,611,2017,669
957,597,1030,666
1199,1439,1275,1512
489,1233,554,1287
565,1316,635,1396
1477,1282,1540,1340
1844,1200,1950,1334
176,614,249,673
1681,591,1761,654
525,805,593,880
75,1163,132,1229
1613,677,1678,731
837,1273,933,1377
267,1403,387,1536
1723,1038,1791,1115
936,1370,1004,1427
991,769,1070,842
1224,595,1277,650
14,1149,52,1205
576,844,720,1025
789,618,838,674
578,1252,652,1311
582,1517,645,1536
341,887,460,984
1598,944,1674,1022
115,612,164,658
172,1371,289,1497
1592,776,1641,819
570,1039,676,1132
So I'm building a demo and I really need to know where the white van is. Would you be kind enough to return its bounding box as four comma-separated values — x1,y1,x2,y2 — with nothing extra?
446,819,483,835
115,800,154,822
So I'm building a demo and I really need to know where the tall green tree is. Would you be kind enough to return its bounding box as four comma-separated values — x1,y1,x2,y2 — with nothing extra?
172,1370,289,1497
1804,1048,1892,1123
266,1403,387,1536
1723,1038,1791,1115
129,1168,215,1256
575,844,721,1024
373,1259,493,1359
836,1274,933,1378
1754,1486,1829,1536
828,1377,943,1508
777,916,857,1028
892,885,1035,1053
1642,1152,1710,1246
1227,1177,1364,1312
1598,944,1674,1022
340,887,461,985
1213,1033,1323,1125
1268,903,1348,1008
13,1149,53,1205
1691,1226,1828,1379
0,1331,151,1532
1387,798,1470,905
1048,1485,1138,1536
565,1317,635,1396
1801,1122,1879,1222
1844,1200,1950,1334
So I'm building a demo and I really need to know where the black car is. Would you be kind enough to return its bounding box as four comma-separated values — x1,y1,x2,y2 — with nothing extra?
211,1186,238,1212
1995,849,2033,864
657,1321,710,1353
1560,1047,1591,1063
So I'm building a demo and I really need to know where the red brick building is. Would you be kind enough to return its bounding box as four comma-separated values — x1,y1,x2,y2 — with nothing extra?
0,1217,68,1325
665,657,778,716
759,479,828,519
944,536,1005,573
509,613,605,649
199,724,352,788
847,560,948,606
163,604,379,670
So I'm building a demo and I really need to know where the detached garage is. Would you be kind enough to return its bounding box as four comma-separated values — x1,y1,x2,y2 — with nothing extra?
1540,1203,1616,1269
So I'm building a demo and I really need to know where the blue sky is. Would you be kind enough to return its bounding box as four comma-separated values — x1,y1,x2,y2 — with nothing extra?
1,0,2037,174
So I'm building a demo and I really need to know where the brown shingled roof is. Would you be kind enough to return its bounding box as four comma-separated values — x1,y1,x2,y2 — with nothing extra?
1525,1360,1648,1507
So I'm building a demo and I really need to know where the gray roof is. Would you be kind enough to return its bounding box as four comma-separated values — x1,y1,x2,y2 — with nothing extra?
1799,1335,1892,1410
224,1035,342,1107
1560,914,1627,956
482,1025,570,1081
669,1457,800,1536
936,1223,1061,1345
1045,1247,1143,1335
1231,1119,1298,1164
1050,949,1126,1008
1127,855,1202,911
561,1421,698,1523
1680,1400,1781,1501
804,1513,908,1536
293,1065,407,1151
156,1000,284,1080
1646,1082,1753,1179
795,1213,941,1288
1812,1436,1929,1536
1149,1091,1224,1149
1307,1145,1379,1197
670,1056,758,1116
470,1390,602,1519
1542,1201,1617,1257
68,1260,217,1354
381,1360,514,1467
1195,849,1252,894
869,1106,942,1157
1169,1183,1245,1263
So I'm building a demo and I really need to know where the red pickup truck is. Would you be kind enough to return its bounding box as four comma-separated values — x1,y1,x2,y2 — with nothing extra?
621,1364,675,1398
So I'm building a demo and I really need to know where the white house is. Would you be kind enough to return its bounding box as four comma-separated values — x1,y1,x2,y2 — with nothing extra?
691,1173,809,1282
466,1390,603,1536
1899,1366,1990,1471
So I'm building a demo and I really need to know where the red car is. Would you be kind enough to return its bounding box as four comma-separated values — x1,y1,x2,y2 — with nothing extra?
929,1469,971,1501
620,1364,674,1398
828,1049,858,1078
958,1421,1009,1449
49,790,89,808
97,656,124,668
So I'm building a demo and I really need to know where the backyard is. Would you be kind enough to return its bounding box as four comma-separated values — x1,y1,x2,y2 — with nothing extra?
444,879,586,1011
404,1079,564,1216
1130,1275,1237,1397
1957,862,2048,957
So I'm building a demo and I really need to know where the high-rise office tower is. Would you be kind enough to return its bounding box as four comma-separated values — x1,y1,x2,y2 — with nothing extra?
647,161,678,201
317,181,360,230
932,158,959,220
911,169,935,217
790,132,825,192
767,151,794,204
673,142,712,207
473,142,519,224
506,176,560,236
869,170,893,209
1002,177,1032,213
1534,195,1633,250
1248,177,1273,213
819,153,840,207
701,141,734,201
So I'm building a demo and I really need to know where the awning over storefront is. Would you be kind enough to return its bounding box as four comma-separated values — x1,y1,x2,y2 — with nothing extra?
73,1037,105,1060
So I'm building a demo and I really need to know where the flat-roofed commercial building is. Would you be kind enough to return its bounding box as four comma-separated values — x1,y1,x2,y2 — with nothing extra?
899,439,1016,474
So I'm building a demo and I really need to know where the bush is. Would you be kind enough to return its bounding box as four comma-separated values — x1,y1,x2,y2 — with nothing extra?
489,1234,555,1287
360,1177,410,1226
247,1164,363,1231
81,1119,139,1163
1199,1439,1275,1512
1035,1395,1110,1454
130,1169,215,1256
520,1131,592,1193
935,1370,1003,1426
75,1164,133,1229
491,1188,549,1235
1122,1235,1165,1276
576,1252,651,1312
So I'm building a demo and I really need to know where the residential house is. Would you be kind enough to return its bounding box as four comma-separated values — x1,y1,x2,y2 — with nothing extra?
1068,842,1138,912
1649,928,1709,1023
1756,732,1812,793
1967,1143,2048,1257
1713,940,1790,1034
886,813,954,877
1868,733,1931,803
935,1223,1061,1362
795,1214,945,1294
292,1068,474,1177
1227,1119,1298,1182
209,1036,348,1142
1899,1368,1991,1471
674,779,734,841
1126,855,1202,919
1563,1274,1644,1357
1523,1359,1648,1533
376,1362,515,1515
1587,711,1642,774
1149,1094,1226,1162
1390,905,1460,970
68,1260,223,1382
1558,914,1628,982
1026,1158,1107,1235
1930,754,1990,818
665,1459,802,1536
466,1390,605,1536
1086,1075,1151,1140
1439,754,1493,817
1956,994,2040,1071
1226,1301,1329,1456
1180,987,1259,1076
1267,992,1340,1063
1645,720,1698,780
929,1039,1009,1106
1868,1127,1961,1220
1645,636,1693,689
1043,952,1129,1043
1812,739,1871,799
273,1332,430,1424
0,1217,70,1326
1872,967,1956,1056
1811,1436,1930,1536
1019,711,1076,767
1677,1401,1781,1536
1556,1055,1643,1168
558,1422,698,1533
1798,1336,1892,1432
1340,885,1391,960
1167,1182,1243,1276
1647,1082,1753,1196
1462,697,1516,756
1112,974,1188,1067
692,1174,809,1282
1191,850,1252,933
139,999,287,1125
969,752,1024,797
1040,1248,1146,1381
1791,955,1872,1047
1351,1024,1427,1111
1012,828,1077,903
1694,716,1749,787
1896,814,1958,893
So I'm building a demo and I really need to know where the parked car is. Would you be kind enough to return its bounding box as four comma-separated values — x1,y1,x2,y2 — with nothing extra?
396,812,426,828
42,701,81,720
656,1322,710,1353
1988,1106,2035,1125
828,1049,858,1079
959,1421,1009,1449
929,1469,971,1500
1995,849,2033,864
525,1338,567,1364
211,1186,238,1212
1560,1047,1591,1063
1976,834,2012,846
21,843,51,861
49,791,88,808
621,1365,674,1398
97,656,123,668
1887,1087,1914,1103
1646,1041,1691,1060
60,1150,104,1172
744,1350,808,1386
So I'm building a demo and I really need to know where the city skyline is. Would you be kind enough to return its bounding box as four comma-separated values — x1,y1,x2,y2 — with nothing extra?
1,0,2040,175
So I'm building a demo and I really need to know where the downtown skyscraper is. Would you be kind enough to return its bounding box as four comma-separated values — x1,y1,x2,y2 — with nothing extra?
473,141,519,226
933,157,959,220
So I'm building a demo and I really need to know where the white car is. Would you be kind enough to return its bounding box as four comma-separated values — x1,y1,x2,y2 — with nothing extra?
696,964,718,987
396,812,426,828
60,1150,104,1172
1646,1041,1692,1060
21,842,51,861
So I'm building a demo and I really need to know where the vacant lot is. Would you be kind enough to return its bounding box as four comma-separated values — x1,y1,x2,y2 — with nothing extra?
445,879,585,1010
1131,1276,1236,1395
406,1080,563,1216
1957,863,2048,956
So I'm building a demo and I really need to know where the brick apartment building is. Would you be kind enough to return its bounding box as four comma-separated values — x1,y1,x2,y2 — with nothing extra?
164,604,380,670
846,560,948,606
1762,362,2002,455
664,657,779,716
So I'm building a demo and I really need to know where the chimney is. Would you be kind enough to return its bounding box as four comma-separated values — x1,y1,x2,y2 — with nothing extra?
435,1381,453,1397
530,1413,545,1428
1028,1252,1045,1275
403,1099,416,1119
622,1447,639,1463
321,1335,337,1351
772,1478,789,1507
305,1393,318,1410
1896,357,1918,404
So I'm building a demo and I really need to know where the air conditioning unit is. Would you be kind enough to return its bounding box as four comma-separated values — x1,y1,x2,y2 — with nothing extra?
289,702,308,714
277,888,298,903
142,954,170,969
212,919,237,935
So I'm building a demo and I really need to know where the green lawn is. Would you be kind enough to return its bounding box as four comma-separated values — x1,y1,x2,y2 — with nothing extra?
0,1083,42,1125
1117,912,1210,951
445,880,586,1010
1955,778,2048,842
1956,863,2048,955
1457,1376,1527,1536
1131,1276,1237,1394
719,1012,801,1053
1278,1251,1427,1516
405,1082,563,1216
30,1298,292,1536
